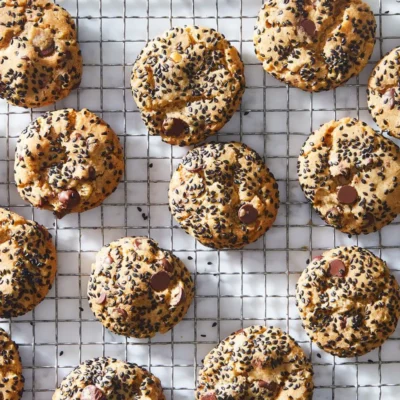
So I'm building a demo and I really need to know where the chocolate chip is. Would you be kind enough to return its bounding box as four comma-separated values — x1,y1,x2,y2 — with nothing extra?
160,258,173,272
71,133,83,142
116,307,127,318
21,55,30,61
252,358,263,368
363,212,375,227
340,318,347,329
58,189,80,209
150,271,170,292
88,166,96,180
105,254,114,265
259,381,278,392
36,40,55,57
238,203,258,224
38,197,47,208
201,394,216,400
184,160,204,172
337,185,357,204
162,118,189,137
299,19,316,36
337,168,350,185
95,292,107,305
329,259,346,277
81,385,105,400
170,285,185,307
383,88,396,110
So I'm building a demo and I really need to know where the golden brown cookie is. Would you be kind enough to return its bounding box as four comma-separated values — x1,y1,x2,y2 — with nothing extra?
296,246,400,357
0,0,82,108
131,26,245,146
196,325,314,400
367,47,400,138
297,118,400,234
88,237,194,339
53,357,165,400
254,0,376,92
0,328,24,400
0,208,56,318
14,109,124,218
169,142,279,249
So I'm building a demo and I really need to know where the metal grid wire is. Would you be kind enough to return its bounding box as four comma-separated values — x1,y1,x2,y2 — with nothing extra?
0,0,400,399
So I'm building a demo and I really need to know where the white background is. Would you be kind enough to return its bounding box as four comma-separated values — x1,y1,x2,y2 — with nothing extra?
0,0,400,399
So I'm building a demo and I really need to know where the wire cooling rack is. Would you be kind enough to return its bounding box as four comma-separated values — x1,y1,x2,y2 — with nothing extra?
1,0,400,399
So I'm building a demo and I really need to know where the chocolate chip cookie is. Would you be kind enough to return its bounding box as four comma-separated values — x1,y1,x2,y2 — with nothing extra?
296,246,400,357
0,208,57,318
14,109,124,218
298,118,400,234
131,26,245,146
0,328,24,400
53,357,165,400
196,325,314,400
169,142,279,249
88,237,194,339
367,47,400,138
0,0,82,108
254,0,376,92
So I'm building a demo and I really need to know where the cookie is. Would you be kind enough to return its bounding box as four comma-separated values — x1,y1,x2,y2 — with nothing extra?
0,0,82,108
296,246,400,357
196,325,314,400
88,237,194,339
297,118,400,234
169,142,279,249
0,208,56,318
53,357,165,400
254,0,376,92
367,47,400,138
131,26,245,146
14,108,124,218
0,328,24,400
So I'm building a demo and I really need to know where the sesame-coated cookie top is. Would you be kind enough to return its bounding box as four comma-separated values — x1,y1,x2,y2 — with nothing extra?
0,208,56,318
14,108,124,218
297,118,400,234
0,328,24,400
131,26,245,146
169,142,280,249
254,0,376,92
88,237,194,339
52,357,165,400
0,0,82,108
367,47,400,138
296,246,400,357
196,325,314,400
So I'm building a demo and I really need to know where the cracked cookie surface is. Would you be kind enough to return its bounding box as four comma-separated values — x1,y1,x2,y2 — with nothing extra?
0,208,56,318
297,118,400,234
196,325,314,400
131,26,245,146
0,328,24,400
88,237,194,339
296,246,400,357
0,0,82,108
14,108,124,218
254,0,376,92
169,142,279,249
367,47,400,138
53,357,165,400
